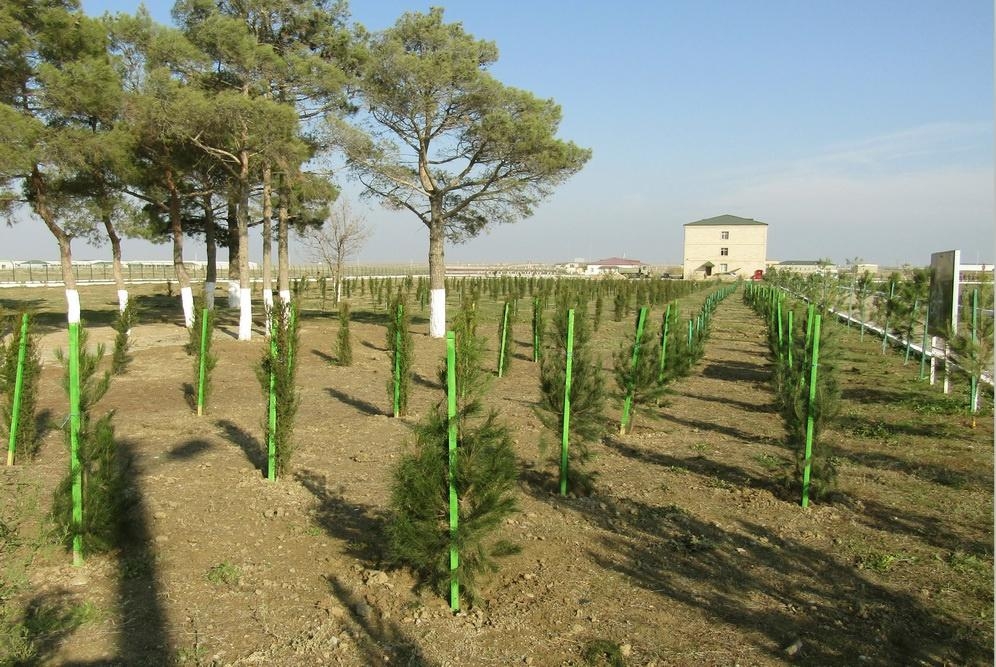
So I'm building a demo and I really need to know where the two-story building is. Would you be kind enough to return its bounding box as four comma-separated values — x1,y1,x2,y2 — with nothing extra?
682,215,768,279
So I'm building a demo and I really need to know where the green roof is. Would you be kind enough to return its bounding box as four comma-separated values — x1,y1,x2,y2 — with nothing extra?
684,214,767,227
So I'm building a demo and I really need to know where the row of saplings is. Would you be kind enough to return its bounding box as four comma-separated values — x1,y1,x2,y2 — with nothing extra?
384,285,735,606
743,284,841,505
1,281,732,609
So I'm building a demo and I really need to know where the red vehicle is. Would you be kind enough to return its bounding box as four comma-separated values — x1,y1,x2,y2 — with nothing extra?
752,269,764,281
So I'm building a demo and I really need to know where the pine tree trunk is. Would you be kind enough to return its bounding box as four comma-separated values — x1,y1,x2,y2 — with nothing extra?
204,194,217,310
227,189,240,309
237,148,252,341
166,168,194,328
30,166,79,323
277,173,291,304
261,165,274,320
101,212,127,312
428,199,446,338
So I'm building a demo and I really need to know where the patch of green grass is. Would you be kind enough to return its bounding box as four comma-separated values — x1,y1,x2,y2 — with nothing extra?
946,551,992,576
901,393,968,416
1,595,99,664
855,550,915,573
582,638,625,666
304,525,322,538
205,561,241,587
690,443,709,458
751,452,782,471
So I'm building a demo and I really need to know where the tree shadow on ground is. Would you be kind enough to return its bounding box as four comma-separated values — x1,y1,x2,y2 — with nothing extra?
413,372,441,390
840,445,988,492
166,438,214,460
361,339,387,352
325,387,385,417
671,389,777,414
350,310,390,327
7,588,94,665
602,436,783,496
840,386,916,405
294,469,387,564
325,575,437,667
215,419,266,473
573,492,989,664
656,412,780,446
838,493,992,557
837,413,962,441
114,438,172,662
700,360,770,383
311,349,335,364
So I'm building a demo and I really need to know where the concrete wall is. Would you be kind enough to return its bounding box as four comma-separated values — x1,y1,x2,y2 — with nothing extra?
683,224,767,279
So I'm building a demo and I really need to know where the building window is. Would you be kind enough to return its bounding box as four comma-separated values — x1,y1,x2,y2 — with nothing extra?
720,247,729,256
721,231,729,240
720,263,728,272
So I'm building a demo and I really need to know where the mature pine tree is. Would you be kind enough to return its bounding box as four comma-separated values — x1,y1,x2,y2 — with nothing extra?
334,8,590,337
0,2,124,324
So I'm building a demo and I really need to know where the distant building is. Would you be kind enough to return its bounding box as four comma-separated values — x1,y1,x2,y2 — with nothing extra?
583,257,644,276
774,260,838,275
683,215,767,279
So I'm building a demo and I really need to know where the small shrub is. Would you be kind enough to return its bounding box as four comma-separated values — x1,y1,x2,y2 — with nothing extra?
187,306,217,414
110,301,136,375
536,300,607,494
582,638,625,667
1,313,42,460
336,301,353,366
385,295,413,416
387,302,518,604
614,309,665,434
205,561,241,587
52,326,128,556
257,303,300,478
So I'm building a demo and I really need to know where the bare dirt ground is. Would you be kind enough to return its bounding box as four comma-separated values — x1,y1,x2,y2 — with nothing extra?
1,284,992,666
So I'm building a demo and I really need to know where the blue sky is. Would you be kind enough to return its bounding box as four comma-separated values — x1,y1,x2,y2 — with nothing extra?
11,0,994,266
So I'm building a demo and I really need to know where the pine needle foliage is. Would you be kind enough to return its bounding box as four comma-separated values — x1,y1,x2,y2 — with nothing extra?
948,308,995,425
496,300,513,375
614,309,666,434
531,297,544,363
745,286,841,501
336,301,353,366
388,302,518,604
188,306,217,413
110,301,136,375
1,314,42,459
52,326,127,555
257,304,301,478
386,295,413,416
612,291,625,322
780,316,841,501
535,299,607,493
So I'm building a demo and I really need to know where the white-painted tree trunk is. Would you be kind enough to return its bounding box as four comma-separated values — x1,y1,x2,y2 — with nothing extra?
929,336,937,385
238,288,252,340
228,280,240,308
117,289,131,335
66,289,81,325
180,286,195,328
430,288,446,338
263,289,274,336
204,281,216,310
279,289,291,304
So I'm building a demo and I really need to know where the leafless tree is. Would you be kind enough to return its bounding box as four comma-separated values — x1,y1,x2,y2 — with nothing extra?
300,199,371,303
